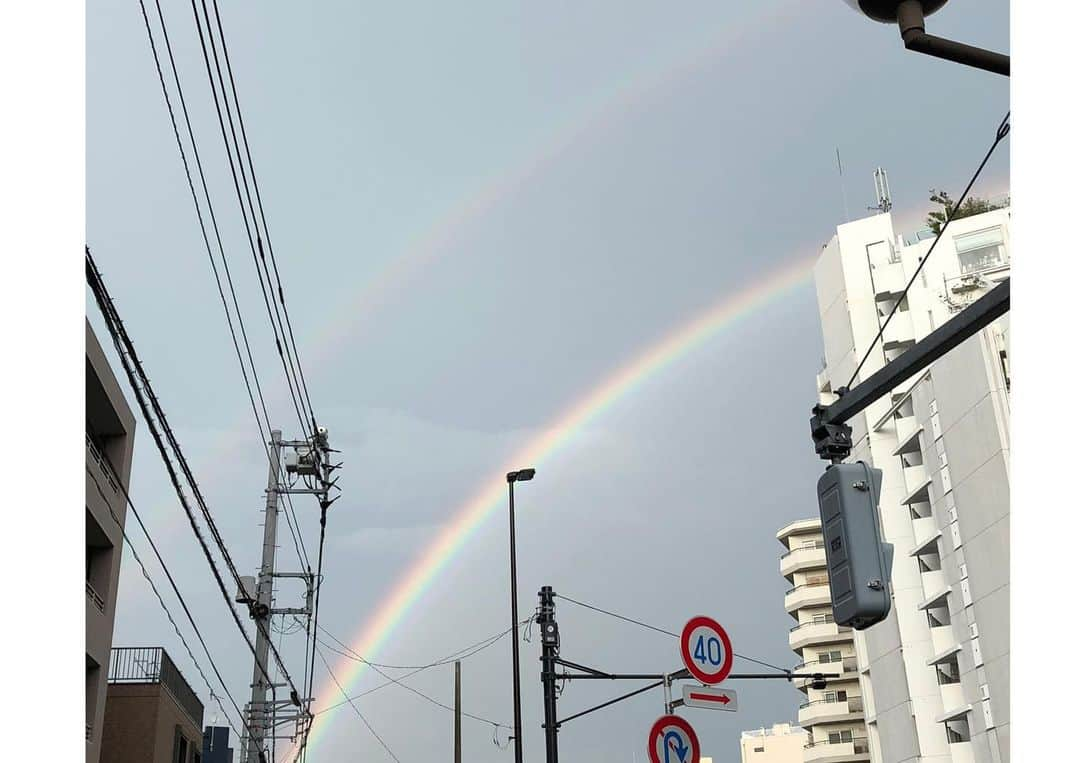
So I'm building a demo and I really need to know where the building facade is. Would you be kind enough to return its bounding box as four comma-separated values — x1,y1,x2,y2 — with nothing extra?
203,726,235,763
87,320,136,762
741,723,809,762
812,206,1010,763
778,519,870,761
102,647,205,763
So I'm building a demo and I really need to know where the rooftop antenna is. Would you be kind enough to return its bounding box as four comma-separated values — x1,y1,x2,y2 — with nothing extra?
870,166,893,213
836,148,850,222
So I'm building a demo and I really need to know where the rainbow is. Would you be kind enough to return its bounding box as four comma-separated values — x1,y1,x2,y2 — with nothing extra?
304,253,815,756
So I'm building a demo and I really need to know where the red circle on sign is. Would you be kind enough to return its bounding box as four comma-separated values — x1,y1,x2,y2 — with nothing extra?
647,715,700,763
680,615,733,685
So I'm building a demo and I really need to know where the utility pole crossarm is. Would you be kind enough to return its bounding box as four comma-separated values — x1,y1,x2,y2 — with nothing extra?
812,278,1009,460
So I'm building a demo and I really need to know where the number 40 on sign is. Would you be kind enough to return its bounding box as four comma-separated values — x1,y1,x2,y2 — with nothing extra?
680,616,733,685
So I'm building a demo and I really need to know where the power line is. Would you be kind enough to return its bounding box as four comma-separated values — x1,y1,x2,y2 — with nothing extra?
206,0,318,428
86,248,301,700
87,464,249,742
845,110,1011,389
315,647,401,762
137,0,277,457
315,635,510,729
555,593,791,674
185,0,312,439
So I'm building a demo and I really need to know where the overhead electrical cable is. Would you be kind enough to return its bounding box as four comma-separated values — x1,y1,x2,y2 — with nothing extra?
87,463,250,743
556,593,792,674
86,249,301,700
315,635,511,729
185,0,312,439
845,111,1011,389
207,0,319,428
315,647,402,762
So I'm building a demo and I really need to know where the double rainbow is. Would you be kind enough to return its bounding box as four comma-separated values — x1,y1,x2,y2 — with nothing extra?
304,254,814,755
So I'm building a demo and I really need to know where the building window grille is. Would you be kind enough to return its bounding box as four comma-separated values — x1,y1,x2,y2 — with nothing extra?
954,226,1007,274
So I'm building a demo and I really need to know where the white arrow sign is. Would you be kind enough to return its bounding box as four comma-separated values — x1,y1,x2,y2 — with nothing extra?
681,684,738,712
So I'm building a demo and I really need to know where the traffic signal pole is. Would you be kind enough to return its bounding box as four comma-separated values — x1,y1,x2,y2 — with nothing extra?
811,278,1009,462
538,586,560,763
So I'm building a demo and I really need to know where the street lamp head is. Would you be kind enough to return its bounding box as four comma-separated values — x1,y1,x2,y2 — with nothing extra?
841,0,948,23
506,468,536,483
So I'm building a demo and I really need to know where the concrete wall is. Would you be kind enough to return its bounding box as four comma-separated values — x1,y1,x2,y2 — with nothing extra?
86,321,135,763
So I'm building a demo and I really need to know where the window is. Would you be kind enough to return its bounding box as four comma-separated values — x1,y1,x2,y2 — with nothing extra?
954,226,1007,274
811,612,835,625
753,747,764,753
828,730,854,744
818,650,843,664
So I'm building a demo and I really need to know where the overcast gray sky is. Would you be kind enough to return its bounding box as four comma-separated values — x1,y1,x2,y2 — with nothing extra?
87,1,1009,760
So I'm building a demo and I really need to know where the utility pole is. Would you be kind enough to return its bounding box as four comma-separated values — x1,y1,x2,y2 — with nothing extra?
239,427,338,763
243,429,283,763
538,586,560,763
454,661,462,763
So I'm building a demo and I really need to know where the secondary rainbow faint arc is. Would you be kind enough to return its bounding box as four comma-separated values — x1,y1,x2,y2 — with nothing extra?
304,254,815,755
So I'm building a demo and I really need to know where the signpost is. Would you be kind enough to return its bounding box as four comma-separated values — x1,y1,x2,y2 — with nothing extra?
647,715,700,763
679,616,733,685
681,684,738,712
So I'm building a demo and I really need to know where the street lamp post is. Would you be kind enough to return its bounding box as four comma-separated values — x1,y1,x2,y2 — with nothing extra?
506,467,536,763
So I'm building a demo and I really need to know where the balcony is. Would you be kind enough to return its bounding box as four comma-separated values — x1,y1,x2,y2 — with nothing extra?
790,620,852,651
901,465,932,506
882,312,916,351
799,696,866,725
930,624,958,657
872,262,906,300
785,580,832,613
781,542,827,579
86,580,105,613
910,517,940,553
794,657,859,690
804,736,871,762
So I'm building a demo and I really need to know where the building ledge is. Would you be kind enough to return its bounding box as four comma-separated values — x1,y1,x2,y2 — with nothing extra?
909,529,943,557
918,587,952,611
936,704,973,723
892,424,924,456
901,476,932,506
927,644,962,667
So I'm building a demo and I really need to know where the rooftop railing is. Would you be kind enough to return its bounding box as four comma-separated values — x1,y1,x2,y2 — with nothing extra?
108,647,203,727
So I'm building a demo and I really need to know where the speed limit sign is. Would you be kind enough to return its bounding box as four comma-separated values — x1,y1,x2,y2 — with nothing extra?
680,616,733,685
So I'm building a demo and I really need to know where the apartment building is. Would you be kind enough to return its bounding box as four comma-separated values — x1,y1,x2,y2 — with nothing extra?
86,320,136,762
741,723,809,762
102,647,205,763
812,205,1010,763
779,519,870,761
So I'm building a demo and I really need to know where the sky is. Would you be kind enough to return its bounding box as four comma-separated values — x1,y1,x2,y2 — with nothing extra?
87,1,1009,760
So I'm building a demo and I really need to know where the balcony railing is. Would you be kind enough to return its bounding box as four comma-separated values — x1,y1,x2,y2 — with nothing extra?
86,433,120,494
799,696,864,712
791,617,835,633
109,647,203,727
780,541,826,560
805,737,870,753
794,656,858,673
86,580,105,613
785,580,830,596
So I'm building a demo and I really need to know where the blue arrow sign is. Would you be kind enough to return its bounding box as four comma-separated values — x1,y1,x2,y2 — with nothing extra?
664,730,689,763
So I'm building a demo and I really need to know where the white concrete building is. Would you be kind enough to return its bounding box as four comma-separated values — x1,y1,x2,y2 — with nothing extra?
741,723,809,762
812,204,1010,763
778,519,870,761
